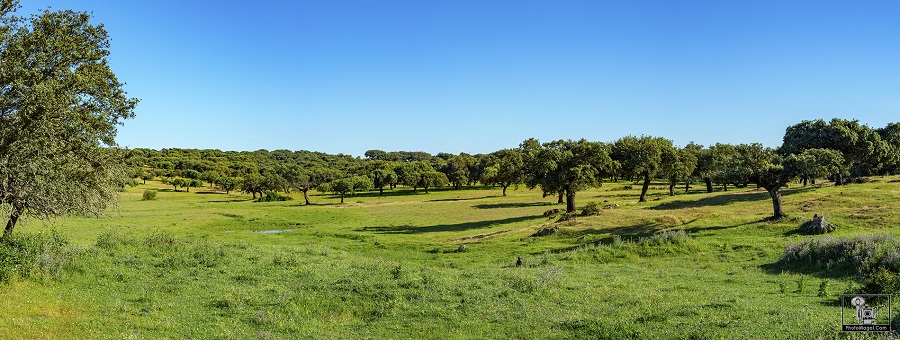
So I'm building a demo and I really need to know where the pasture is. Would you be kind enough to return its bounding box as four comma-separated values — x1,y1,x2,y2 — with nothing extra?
2,178,899,338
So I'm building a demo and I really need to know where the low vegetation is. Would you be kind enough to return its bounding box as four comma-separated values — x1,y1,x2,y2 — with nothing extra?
0,176,897,337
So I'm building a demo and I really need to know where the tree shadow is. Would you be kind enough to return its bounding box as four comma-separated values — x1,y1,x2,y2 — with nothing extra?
359,215,540,234
542,218,760,254
204,198,254,203
351,189,425,198
195,191,224,195
472,202,555,209
650,187,818,210
428,196,498,202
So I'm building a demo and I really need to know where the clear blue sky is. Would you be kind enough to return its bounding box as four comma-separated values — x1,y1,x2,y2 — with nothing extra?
17,1,900,156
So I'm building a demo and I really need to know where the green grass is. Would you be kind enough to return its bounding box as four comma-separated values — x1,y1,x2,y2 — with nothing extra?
2,178,900,338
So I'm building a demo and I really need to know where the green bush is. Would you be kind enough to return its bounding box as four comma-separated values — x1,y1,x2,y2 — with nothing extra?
780,234,900,294
780,234,900,275
581,202,601,216
142,189,157,200
257,191,292,202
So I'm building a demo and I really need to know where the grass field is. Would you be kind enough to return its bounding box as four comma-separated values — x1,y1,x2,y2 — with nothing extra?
2,178,899,338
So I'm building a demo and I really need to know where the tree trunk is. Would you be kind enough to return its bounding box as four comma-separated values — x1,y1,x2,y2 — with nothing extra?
186,186,189,192
252,192,257,199
802,177,808,186
379,187,384,196
768,188,786,219
413,186,417,193
723,183,727,191
685,182,690,193
340,193,344,203
704,178,713,193
565,189,576,213
557,192,564,204
4,204,22,238
669,180,675,196
502,185,508,196
811,178,816,185
303,190,311,205
424,185,429,194
835,173,843,186
639,172,651,202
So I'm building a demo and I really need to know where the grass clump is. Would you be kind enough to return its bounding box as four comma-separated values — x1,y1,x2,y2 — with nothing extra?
0,231,80,283
562,229,700,263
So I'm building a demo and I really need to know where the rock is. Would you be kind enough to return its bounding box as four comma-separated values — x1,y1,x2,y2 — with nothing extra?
455,244,468,253
800,214,836,234
556,213,577,222
532,226,559,237
543,208,561,218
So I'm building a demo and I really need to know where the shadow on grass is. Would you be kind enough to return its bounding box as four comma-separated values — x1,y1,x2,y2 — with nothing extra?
351,185,498,198
428,196,498,202
359,215,540,234
543,218,760,254
196,191,224,195
204,198,254,203
473,202,554,209
650,186,818,210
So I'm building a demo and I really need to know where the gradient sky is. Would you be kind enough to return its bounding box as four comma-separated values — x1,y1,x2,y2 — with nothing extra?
16,1,900,156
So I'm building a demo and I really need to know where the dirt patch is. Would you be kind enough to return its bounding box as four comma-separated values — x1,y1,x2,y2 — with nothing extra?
450,230,512,242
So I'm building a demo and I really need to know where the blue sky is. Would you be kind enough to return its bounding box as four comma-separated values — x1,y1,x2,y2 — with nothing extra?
17,1,900,156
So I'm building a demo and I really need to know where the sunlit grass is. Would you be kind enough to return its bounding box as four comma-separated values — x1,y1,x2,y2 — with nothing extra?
1,176,898,338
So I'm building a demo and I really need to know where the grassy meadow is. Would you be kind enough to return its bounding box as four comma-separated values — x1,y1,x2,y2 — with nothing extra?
2,177,900,338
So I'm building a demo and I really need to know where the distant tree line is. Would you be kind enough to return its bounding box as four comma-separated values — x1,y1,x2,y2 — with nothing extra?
124,118,900,219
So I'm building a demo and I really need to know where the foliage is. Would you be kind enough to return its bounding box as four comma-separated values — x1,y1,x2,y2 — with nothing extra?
781,119,892,180
320,176,373,203
441,153,475,189
142,190,157,201
661,146,698,195
580,202,601,216
480,149,524,196
0,6,138,237
257,191,292,202
370,167,397,196
524,139,613,212
611,136,674,202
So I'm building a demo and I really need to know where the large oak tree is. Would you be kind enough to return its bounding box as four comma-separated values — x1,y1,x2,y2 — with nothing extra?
524,139,612,213
0,3,138,237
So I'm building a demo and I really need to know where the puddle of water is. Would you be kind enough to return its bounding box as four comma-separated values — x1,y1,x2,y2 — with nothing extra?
254,229,294,234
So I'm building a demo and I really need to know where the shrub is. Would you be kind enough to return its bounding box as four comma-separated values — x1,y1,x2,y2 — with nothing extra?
142,189,157,200
581,202,601,216
779,234,900,294
779,234,900,275
257,191,292,202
